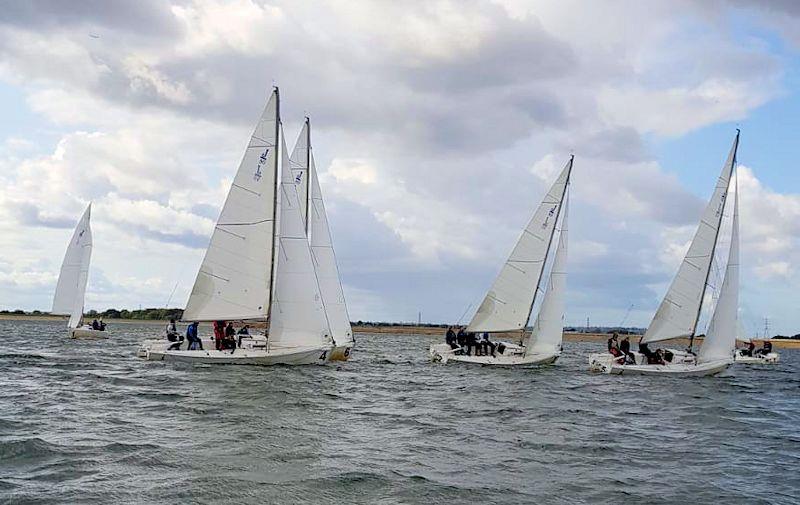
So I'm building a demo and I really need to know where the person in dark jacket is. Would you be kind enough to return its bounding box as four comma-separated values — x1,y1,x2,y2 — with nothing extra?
607,333,619,352
186,322,202,350
465,332,478,356
456,327,467,352
620,336,635,364
445,326,458,349
224,322,236,352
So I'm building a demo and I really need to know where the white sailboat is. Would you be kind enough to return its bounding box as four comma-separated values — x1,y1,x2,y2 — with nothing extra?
137,88,334,365
589,131,741,376
290,118,354,361
430,156,573,365
52,204,104,339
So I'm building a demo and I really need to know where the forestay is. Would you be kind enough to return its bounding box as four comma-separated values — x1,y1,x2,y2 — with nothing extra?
525,195,568,357
52,204,93,329
698,176,739,363
309,149,354,345
468,158,572,333
267,126,333,350
642,132,739,344
183,90,278,322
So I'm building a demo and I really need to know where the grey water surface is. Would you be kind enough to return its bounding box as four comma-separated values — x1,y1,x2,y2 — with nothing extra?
0,319,798,504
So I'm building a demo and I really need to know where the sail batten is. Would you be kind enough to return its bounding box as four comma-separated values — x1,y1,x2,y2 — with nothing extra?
52,204,93,329
642,132,739,345
467,157,572,333
182,90,279,322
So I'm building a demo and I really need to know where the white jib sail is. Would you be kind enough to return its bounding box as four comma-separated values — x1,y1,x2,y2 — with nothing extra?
289,118,310,229
698,174,739,364
467,157,572,333
642,132,739,344
309,149,354,345
525,194,568,357
52,203,93,329
183,90,279,322
267,124,332,350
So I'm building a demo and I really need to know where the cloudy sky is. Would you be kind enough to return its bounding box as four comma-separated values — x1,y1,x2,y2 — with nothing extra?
0,0,799,335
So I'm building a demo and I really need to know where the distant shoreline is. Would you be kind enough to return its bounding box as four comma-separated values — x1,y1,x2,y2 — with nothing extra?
3,314,798,348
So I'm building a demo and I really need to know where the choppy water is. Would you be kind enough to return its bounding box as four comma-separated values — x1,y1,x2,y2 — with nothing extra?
1,319,798,504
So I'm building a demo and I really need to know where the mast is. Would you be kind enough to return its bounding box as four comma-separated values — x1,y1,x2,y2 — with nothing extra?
305,116,311,234
265,86,280,326
689,129,739,350
524,155,573,334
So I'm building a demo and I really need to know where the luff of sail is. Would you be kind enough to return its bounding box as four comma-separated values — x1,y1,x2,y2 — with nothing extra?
698,172,739,363
52,203,93,329
468,157,572,333
183,90,279,321
642,132,739,344
525,193,568,357
267,124,332,350
289,118,310,229
309,149,354,345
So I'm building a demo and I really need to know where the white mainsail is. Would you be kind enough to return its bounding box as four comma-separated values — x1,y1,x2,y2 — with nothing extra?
642,132,739,344
698,174,739,363
52,203,93,329
289,118,310,229
183,90,279,322
467,157,572,333
267,124,332,350
309,149,354,345
525,194,568,357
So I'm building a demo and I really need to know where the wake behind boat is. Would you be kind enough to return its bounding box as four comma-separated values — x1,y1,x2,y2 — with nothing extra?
430,156,573,366
589,131,742,376
51,204,107,339
136,88,334,365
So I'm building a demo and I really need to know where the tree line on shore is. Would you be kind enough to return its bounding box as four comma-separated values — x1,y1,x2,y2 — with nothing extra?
2,309,799,339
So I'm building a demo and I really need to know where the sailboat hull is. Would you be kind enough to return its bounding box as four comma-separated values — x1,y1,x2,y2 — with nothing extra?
734,350,779,364
608,359,731,376
328,344,354,361
430,343,559,367
70,327,108,339
138,333,332,366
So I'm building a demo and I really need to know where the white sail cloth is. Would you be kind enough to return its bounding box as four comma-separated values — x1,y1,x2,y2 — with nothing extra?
699,176,739,363
308,150,354,345
52,204,93,329
183,91,278,321
289,119,310,228
525,195,568,357
468,158,572,333
642,133,739,344
267,125,332,350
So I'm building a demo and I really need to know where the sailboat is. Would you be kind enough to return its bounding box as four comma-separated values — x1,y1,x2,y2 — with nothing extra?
589,131,741,376
136,88,334,365
289,118,354,361
52,204,105,339
430,156,573,365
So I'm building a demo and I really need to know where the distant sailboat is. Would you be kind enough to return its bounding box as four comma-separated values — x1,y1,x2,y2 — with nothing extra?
137,88,334,364
52,204,104,338
430,156,573,365
589,131,741,376
290,118,354,361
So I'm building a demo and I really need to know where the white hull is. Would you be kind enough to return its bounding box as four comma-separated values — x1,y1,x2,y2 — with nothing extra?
137,334,332,366
429,343,559,367
69,327,108,339
589,352,730,376
328,343,354,362
734,350,780,364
